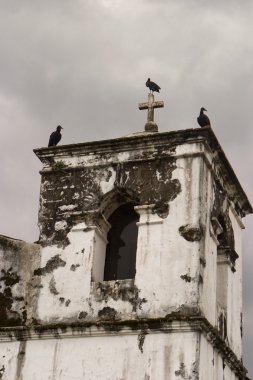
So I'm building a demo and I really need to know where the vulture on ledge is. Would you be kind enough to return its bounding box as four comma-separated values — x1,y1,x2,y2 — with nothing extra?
48,125,63,147
197,107,211,127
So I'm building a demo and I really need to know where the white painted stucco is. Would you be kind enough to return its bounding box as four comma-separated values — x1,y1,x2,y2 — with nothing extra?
0,129,251,379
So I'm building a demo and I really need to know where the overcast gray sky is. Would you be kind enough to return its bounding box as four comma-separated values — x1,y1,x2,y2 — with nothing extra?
0,0,252,375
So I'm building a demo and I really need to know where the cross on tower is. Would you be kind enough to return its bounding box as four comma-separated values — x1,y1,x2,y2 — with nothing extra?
139,93,164,132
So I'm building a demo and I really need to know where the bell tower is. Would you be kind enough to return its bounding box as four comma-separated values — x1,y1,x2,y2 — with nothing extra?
0,126,252,379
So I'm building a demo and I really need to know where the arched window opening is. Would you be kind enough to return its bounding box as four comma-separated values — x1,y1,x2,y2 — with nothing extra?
216,213,237,339
103,203,139,281
217,215,234,250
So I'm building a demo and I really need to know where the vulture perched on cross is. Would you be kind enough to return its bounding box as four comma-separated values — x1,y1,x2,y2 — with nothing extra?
48,125,63,147
146,78,161,93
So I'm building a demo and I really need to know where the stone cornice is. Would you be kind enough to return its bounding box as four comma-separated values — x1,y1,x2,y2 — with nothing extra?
0,314,248,378
34,126,252,216
34,128,209,158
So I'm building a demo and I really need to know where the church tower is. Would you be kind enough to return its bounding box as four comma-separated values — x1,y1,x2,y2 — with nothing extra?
0,122,252,378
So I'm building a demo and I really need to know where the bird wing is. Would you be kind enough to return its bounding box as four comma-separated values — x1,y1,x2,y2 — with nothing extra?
202,115,210,125
54,133,62,145
150,81,161,91
48,131,56,147
197,115,210,127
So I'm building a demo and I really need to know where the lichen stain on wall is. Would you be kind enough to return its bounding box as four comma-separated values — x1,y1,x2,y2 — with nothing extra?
0,236,41,327
38,156,181,247
92,280,147,313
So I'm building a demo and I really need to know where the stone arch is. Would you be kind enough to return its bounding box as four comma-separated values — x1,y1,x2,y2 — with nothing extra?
99,187,140,220
99,188,140,281
90,187,140,282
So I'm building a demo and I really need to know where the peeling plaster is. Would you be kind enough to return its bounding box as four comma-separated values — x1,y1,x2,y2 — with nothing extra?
179,225,202,242
98,307,117,321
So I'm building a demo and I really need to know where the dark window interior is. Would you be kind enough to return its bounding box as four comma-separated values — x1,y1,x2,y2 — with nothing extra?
217,215,234,249
103,203,139,281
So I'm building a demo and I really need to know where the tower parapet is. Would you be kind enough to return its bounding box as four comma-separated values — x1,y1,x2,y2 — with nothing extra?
0,127,251,379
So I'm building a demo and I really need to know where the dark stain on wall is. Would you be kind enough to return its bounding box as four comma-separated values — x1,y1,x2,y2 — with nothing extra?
0,268,20,287
198,275,203,285
175,362,187,377
78,311,88,320
70,264,80,271
117,159,181,214
240,312,243,338
211,182,235,249
138,331,148,353
218,312,227,340
34,255,66,276
0,236,41,327
199,257,206,267
0,365,5,379
180,274,192,283
38,156,181,246
49,276,59,295
15,341,26,380
98,307,117,321
65,299,71,307
92,280,147,312
152,202,170,219
179,225,202,242
168,305,200,317
0,268,22,327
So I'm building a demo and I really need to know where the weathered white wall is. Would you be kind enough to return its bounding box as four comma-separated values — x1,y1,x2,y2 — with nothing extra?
1,130,249,379
0,237,41,326
1,331,243,380
36,226,98,322
199,334,240,380
225,208,243,357
198,153,218,326
196,152,244,358
1,331,200,380
135,154,202,318
34,147,205,322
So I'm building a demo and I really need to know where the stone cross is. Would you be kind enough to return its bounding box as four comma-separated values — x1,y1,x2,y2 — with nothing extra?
138,93,164,132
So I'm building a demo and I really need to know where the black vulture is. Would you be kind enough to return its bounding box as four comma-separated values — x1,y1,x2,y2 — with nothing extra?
48,125,63,147
146,78,161,93
197,107,211,127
